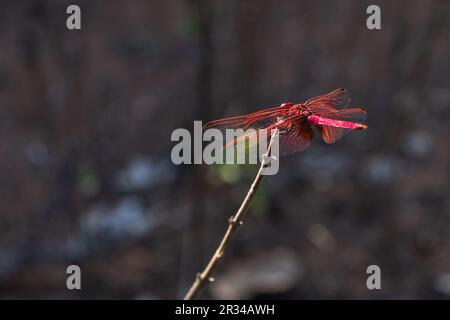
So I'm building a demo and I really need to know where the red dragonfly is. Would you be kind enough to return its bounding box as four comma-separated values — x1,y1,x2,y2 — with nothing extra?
203,89,368,156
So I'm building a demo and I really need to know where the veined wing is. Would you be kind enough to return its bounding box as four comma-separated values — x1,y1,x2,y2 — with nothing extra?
278,124,314,155
204,107,313,156
203,105,292,131
305,88,351,110
305,89,367,144
306,88,367,121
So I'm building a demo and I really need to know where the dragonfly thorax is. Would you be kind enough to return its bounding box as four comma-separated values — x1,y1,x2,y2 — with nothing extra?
288,105,300,116
287,104,310,117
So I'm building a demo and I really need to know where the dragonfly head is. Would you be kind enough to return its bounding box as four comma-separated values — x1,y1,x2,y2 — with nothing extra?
280,102,293,108
285,104,302,117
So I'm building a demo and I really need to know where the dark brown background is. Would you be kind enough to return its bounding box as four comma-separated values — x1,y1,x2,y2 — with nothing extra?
0,0,449,299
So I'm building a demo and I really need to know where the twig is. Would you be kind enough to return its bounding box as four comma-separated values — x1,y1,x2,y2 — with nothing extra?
183,130,278,300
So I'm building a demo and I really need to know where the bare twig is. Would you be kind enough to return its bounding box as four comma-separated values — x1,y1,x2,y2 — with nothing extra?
183,131,278,300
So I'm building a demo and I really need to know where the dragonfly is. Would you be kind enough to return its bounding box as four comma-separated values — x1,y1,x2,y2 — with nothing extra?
203,88,368,156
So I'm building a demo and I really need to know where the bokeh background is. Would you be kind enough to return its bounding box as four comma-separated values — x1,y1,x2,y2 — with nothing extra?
0,0,449,299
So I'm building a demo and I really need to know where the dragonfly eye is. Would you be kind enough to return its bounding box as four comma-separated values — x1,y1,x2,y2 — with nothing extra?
280,102,293,108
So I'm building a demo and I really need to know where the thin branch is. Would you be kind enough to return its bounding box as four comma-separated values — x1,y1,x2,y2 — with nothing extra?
183,131,278,300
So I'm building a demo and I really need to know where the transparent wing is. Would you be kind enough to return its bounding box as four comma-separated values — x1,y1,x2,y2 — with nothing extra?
311,106,367,122
203,105,291,131
305,88,351,110
278,125,314,155
305,89,367,144
204,109,313,156
316,108,367,144
319,126,349,144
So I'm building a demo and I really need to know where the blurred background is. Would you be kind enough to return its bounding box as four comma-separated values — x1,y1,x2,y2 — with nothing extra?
0,0,449,299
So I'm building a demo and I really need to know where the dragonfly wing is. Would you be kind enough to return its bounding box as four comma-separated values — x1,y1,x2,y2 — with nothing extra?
223,129,262,154
203,105,294,153
320,125,348,144
315,108,367,144
311,106,367,121
203,115,248,130
305,88,351,110
334,108,367,121
203,105,290,131
279,125,313,156
210,116,313,157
